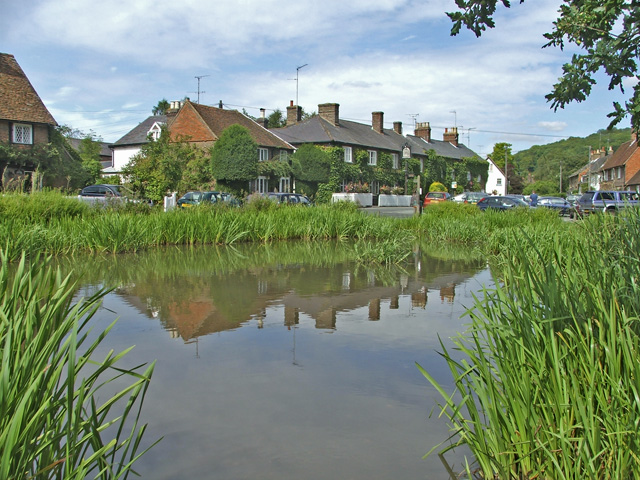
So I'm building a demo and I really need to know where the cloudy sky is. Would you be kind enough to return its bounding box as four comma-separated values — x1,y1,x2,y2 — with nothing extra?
1,0,630,154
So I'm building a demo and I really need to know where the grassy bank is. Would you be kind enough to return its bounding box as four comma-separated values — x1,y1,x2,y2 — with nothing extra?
0,191,569,262
419,208,640,478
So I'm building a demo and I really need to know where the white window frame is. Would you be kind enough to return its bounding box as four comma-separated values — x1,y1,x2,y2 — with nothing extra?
617,167,623,179
368,150,377,166
13,123,33,145
467,171,472,181
258,148,269,162
279,177,290,193
497,178,502,186
148,122,163,141
391,153,399,169
344,146,353,163
257,176,268,193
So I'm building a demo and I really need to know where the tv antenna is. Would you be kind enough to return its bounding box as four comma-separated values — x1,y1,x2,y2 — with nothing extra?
295,64,308,107
194,75,210,104
406,114,419,129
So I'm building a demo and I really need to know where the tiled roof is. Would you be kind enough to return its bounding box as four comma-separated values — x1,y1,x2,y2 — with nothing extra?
0,53,57,125
66,137,112,158
110,115,166,147
627,168,640,187
601,138,638,169
190,102,294,150
272,116,479,160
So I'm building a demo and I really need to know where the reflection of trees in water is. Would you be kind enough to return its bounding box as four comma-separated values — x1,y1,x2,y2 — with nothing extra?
57,240,486,340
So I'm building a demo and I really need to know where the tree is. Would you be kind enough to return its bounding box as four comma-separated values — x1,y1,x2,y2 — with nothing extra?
210,125,258,193
152,99,171,115
447,0,640,131
267,109,286,128
78,135,103,185
122,126,201,201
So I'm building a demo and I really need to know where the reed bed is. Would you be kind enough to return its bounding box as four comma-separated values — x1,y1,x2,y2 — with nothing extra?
419,207,640,479
0,251,156,479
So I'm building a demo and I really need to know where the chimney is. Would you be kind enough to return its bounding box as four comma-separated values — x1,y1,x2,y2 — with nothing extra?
372,111,384,134
166,100,182,118
393,121,402,135
286,100,302,126
414,122,431,142
443,127,459,147
318,103,339,126
257,108,268,128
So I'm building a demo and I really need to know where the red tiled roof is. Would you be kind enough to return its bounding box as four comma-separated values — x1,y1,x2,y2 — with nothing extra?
0,53,57,126
189,101,293,150
601,138,638,169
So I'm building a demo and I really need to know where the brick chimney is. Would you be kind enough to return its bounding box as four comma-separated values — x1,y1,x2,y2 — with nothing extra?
257,108,268,128
372,111,384,134
414,122,431,142
443,127,459,146
286,100,302,126
318,103,339,126
393,121,402,135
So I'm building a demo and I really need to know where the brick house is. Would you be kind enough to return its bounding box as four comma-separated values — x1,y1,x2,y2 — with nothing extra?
168,100,295,193
271,102,481,194
599,131,640,191
567,147,611,193
0,53,57,180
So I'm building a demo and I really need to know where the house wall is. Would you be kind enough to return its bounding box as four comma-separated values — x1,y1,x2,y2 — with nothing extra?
625,147,640,186
112,146,142,171
486,160,506,195
0,121,50,144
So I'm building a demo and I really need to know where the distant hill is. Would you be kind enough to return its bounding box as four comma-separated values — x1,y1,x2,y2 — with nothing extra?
513,127,633,187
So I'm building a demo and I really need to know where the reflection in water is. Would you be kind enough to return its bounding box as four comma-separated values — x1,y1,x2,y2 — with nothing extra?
57,241,485,342
54,240,490,480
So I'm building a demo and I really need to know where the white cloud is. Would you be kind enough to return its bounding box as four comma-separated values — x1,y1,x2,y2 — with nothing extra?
538,121,568,132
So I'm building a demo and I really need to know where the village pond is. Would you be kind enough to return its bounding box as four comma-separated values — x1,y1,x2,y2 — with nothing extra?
56,241,493,479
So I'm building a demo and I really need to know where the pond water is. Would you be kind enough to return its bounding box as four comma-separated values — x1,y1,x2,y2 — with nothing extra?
59,242,493,479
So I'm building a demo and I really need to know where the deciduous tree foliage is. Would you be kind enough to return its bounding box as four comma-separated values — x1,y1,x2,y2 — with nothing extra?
448,0,640,131
210,125,258,182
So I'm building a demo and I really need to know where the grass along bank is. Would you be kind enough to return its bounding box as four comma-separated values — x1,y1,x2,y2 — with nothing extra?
0,191,570,262
419,207,640,479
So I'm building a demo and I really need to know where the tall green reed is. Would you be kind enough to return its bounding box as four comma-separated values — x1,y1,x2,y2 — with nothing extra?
419,208,640,479
0,251,157,479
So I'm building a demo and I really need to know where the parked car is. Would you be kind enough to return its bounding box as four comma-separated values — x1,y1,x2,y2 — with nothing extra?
537,196,572,216
78,184,132,205
177,191,223,208
452,192,486,204
566,194,581,206
477,195,531,211
266,192,312,205
575,190,640,216
423,191,451,206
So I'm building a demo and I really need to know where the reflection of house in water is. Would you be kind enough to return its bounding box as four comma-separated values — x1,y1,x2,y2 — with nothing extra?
112,262,479,341
440,283,456,303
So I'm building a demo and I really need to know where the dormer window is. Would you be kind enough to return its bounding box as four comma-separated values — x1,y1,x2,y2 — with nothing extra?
12,124,32,144
147,122,164,141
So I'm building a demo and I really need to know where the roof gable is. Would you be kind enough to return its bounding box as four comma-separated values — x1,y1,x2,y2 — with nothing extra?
173,101,293,150
110,115,167,147
601,138,639,169
0,53,57,126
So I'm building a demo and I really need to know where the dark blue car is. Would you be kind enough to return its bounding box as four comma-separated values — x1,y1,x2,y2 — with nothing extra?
477,195,531,211
537,196,572,216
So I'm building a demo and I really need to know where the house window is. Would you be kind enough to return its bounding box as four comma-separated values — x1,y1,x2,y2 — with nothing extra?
344,146,353,163
147,122,163,141
497,178,502,186
259,148,269,162
368,150,377,166
467,171,472,181
279,177,290,193
341,179,349,192
617,167,623,179
477,174,481,182
279,150,288,161
250,176,268,194
392,153,399,169
13,124,32,144
371,181,380,195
